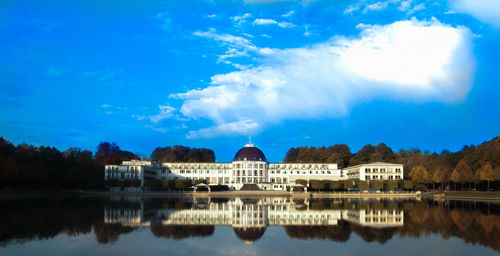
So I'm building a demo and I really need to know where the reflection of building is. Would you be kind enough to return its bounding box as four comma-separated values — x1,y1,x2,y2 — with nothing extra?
104,198,404,244
105,141,403,190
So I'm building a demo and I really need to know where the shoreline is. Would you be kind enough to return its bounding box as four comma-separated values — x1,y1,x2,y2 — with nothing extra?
78,190,422,199
2,189,500,201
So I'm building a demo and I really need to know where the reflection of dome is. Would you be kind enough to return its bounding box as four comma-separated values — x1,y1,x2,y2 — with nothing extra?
233,143,267,161
233,227,266,244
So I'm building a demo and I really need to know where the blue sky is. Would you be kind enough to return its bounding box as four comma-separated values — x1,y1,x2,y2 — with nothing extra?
1,0,499,162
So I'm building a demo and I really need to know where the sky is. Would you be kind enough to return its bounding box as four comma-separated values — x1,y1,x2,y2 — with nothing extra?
1,0,499,162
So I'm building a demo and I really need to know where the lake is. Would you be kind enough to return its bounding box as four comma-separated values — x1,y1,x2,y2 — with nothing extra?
1,195,499,256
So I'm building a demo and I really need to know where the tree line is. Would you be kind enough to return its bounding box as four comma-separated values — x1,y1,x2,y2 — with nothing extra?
0,137,215,189
284,136,500,191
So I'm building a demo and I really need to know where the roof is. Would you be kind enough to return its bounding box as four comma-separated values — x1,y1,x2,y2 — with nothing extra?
233,143,267,162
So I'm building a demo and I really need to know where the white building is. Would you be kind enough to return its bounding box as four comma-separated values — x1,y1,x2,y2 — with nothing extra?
343,162,403,181
104,142,403,190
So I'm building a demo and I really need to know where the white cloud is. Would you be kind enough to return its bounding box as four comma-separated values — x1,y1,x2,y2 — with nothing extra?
363,2,389,13
399,0,425,14
253,18,296,28
282,10,295,17
344,5,360,14
194,28,275,67
149,105,175,123
100,104,128,114
135,105,175,123
186,120,259,139
345,0,424,15
205,14,216,18
450,0,500,27
175,18,474,138
231,13,252,25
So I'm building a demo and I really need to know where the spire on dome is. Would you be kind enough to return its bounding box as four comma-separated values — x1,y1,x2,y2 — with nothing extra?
244,136,254,147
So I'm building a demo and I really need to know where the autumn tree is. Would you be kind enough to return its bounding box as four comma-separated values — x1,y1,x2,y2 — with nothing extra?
409,165,430,185
479,162,495,191
451,159,473,191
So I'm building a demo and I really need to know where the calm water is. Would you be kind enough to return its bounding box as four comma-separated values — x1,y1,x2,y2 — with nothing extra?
1,195,500,256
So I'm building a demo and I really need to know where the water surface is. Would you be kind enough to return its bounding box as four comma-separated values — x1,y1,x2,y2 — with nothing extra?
1,195,499,255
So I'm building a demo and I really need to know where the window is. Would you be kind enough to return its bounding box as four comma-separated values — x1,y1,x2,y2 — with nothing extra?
366,168,371,173
365,176,370,180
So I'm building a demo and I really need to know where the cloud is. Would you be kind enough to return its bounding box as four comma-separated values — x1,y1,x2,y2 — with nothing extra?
194,28,275,67
100,104,128,115
450,0,500,27
345,0,425,15
148,105,175,123
230,13,252,25
399,0,425,14
363,2,389,13
253,18,296,28
205,14,217,18
186,120,259,139
175,18,474,138
134,105,175,124
282,10,295,17
344,5,360,14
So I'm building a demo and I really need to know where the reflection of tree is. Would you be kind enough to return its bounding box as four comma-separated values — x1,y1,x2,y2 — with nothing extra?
0,197,104,246
150,225,214,239
350,225,397,244
93,223,136,244
284,221,351,242
450,209,473,233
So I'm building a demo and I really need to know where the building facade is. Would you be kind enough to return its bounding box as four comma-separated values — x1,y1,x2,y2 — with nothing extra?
104,142,404,190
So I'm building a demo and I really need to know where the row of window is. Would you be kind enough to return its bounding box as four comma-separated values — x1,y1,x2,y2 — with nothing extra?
365,168,402,173
365,175,401,180
364,217,402,223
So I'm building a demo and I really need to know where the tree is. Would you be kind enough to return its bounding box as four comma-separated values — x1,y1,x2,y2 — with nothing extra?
409,165,430,184
402,180,414,191
326,180,341,191
385,180,398,190
479,162,495,191
370,180,384,190
451,159,473,191
343,180,354,191
310,180,325,191
357,180,369,190
295,179,308,186
433,164,452,191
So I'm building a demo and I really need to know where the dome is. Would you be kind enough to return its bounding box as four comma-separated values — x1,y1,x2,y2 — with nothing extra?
233,143,267,162
233,227,266,244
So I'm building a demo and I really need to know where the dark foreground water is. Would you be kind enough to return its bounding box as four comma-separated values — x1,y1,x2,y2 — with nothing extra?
1,195,500,256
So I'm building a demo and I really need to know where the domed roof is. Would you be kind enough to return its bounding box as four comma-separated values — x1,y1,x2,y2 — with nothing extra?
233,227,266,244
233,143,267,162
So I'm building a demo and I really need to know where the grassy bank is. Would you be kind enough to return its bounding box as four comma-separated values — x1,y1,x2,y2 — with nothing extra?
445,191,500,199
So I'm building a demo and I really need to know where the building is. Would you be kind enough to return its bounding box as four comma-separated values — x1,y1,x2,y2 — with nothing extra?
104,141,404,190
343,162,403,181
